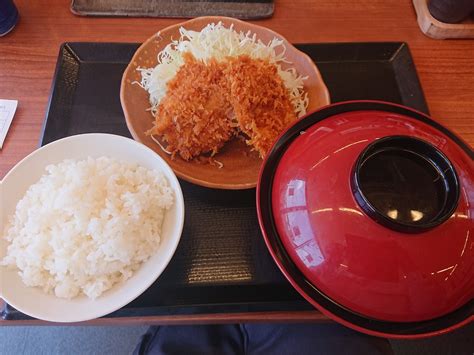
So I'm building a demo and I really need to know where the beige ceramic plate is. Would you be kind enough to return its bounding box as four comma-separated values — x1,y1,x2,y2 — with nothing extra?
121,16,330,189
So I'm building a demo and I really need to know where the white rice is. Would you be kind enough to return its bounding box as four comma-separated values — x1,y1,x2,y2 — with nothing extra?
1,156,174,299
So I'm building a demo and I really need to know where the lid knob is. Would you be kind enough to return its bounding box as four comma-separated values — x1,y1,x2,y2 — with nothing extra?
352,136,460,233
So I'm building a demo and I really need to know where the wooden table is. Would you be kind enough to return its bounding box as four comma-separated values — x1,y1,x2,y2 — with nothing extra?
1,0,473,325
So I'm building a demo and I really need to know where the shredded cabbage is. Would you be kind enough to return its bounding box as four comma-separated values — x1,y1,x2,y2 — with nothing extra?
137,22,309,118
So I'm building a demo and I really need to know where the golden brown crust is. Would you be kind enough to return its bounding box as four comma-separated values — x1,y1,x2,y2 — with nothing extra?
147,53,297,161
148,53,235,161
225,55,297,158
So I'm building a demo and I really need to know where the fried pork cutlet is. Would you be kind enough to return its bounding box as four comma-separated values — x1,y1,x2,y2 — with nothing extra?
148,53,235,161
225,55,297,158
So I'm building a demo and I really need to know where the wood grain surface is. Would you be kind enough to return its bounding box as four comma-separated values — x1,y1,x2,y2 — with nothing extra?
1,0,473,179
1,0,473,325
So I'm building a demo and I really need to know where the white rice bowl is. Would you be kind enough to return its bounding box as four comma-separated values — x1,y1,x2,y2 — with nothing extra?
0,134,184,322
2,156,174,300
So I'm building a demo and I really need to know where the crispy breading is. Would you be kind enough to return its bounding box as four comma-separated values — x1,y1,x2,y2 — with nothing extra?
225,55,297,158
147,53,297,161
148,53,235,161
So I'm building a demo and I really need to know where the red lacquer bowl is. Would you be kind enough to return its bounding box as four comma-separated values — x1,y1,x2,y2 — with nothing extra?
257,100,473,339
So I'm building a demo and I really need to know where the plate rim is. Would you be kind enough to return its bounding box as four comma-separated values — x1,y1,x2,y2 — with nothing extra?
120,16,330,190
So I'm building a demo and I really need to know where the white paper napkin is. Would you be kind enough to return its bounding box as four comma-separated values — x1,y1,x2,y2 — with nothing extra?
0,99,18,149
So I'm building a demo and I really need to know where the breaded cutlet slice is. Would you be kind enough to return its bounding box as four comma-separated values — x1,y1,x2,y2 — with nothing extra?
225,55,297,158
148,53,235,161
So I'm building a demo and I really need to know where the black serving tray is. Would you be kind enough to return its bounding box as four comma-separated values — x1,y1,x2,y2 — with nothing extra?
2,42,428,320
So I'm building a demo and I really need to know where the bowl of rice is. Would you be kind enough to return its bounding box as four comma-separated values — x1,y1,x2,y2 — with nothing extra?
0,133,185,322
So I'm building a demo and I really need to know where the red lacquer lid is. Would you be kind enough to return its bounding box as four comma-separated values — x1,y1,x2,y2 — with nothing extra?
257,101,473,337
